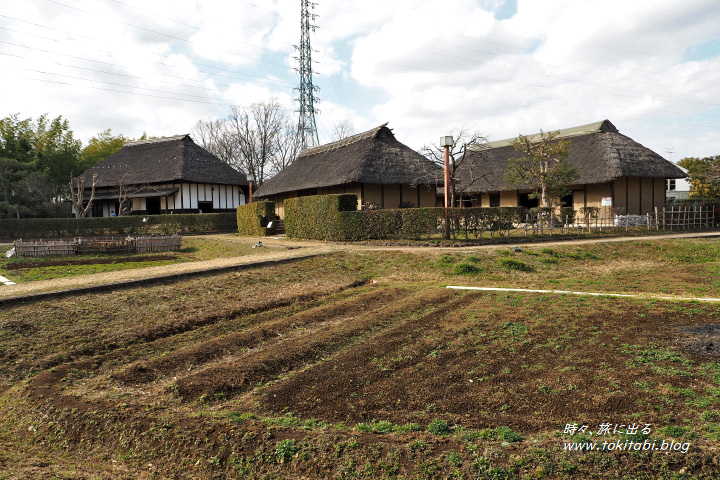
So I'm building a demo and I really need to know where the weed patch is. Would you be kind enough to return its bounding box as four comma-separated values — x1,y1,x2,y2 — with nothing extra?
497,257,533,272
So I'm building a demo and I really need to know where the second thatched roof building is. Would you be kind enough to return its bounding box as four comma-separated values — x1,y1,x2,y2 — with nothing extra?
255,124,441,218
455,119,686,215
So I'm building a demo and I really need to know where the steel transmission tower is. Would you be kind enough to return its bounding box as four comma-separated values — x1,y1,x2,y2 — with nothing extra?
295,0,320,149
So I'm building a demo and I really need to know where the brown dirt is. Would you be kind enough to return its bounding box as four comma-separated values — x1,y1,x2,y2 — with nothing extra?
240,293,715,432
173,288,451,401
1,260,362,384
113,286,404,385
677,324,720,358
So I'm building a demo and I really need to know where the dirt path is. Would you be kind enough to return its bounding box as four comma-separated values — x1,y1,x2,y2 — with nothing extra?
258,230,720,252
0,245,339,301
1,230,717,302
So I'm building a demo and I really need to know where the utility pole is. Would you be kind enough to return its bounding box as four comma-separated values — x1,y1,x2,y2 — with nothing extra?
295,0,320,150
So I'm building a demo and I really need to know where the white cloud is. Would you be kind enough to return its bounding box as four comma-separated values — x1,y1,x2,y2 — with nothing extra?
0,0,717,162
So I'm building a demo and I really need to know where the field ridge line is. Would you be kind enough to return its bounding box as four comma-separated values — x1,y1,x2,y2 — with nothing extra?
446,285,720,302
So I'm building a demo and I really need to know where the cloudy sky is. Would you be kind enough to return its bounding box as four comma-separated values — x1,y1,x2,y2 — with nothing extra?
1,0,719,162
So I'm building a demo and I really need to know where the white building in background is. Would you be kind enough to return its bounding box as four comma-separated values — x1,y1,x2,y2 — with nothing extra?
75,135,248,217
666,166,691,202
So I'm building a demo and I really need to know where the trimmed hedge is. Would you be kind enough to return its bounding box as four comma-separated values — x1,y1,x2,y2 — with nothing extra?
340,207,523,241
236,202,276,236
0,213,237,241
283,193,523,241
285,194,358,241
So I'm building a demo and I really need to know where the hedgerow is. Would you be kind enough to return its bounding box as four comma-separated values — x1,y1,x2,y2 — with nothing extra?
0,213,237,240
236,201,276,236
283,193,523,241
284,194,358,241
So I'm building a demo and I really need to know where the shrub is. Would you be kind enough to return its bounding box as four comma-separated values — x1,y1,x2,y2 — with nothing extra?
428,419,451,435
236,201,275,236
559,206,575,224
0,213,236,240
497,257,533,272
579,206,600,226
285,194,358,241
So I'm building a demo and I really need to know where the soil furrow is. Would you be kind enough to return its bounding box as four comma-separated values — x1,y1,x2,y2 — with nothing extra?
174,288,457,401
113,286,404,385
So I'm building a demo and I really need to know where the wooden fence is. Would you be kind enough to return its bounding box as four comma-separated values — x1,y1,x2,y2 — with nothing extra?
12,240,78,257
523,206,717,235
13,235,182,257
134,235,182,253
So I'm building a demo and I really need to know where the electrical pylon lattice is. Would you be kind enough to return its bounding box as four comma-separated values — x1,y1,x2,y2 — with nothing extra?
295,0,320,149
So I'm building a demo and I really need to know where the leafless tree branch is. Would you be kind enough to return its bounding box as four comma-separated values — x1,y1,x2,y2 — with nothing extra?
421,128,490,207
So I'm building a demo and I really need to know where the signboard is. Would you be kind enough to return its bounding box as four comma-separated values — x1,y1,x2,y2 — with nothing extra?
601,197,613,207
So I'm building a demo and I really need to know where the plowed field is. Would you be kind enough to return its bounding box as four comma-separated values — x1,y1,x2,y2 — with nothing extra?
3,241,720,479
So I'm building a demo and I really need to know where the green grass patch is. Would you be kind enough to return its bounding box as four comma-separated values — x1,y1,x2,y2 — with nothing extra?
497,257,533,272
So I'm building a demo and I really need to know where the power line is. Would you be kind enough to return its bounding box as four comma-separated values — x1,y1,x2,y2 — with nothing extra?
4,2,718,135
0,17,296,88
2,62,231,103
43,0,292,70
11,75,235,106
0,37,295,89
104,0,294,56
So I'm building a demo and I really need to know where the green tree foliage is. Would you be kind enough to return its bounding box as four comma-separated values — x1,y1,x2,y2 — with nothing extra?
0,113,83,218
82,129,127,168
677,155,720,199
504,130,578,208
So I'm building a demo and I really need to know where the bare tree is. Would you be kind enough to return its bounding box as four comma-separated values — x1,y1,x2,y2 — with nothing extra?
192,118,237,167
422,129,489,207
332,119,354,141
69,174,97,218
116,173,150,216
270,121,300,175
193,99,298,184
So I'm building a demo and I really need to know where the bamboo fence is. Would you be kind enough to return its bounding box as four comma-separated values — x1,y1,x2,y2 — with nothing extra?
13,235,182,257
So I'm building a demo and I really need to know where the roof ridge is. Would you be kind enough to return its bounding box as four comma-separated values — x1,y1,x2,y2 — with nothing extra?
125,134,189,147
299,123,390,157
482,119,618,149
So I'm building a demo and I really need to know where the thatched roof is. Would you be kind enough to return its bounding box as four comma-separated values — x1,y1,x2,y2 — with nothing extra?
78,135,247,188
255,124,441,197
458,120,686,193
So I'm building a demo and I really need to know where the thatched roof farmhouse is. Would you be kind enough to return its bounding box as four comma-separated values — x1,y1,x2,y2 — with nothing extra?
456,120,686,215
78,135,247,217
255,124,441,218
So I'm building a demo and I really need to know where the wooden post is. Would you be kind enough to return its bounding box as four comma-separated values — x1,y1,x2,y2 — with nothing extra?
654,207,659,231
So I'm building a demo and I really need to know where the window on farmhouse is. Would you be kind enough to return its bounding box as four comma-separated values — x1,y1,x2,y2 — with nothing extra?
489,193,500,207
666,179,676,191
